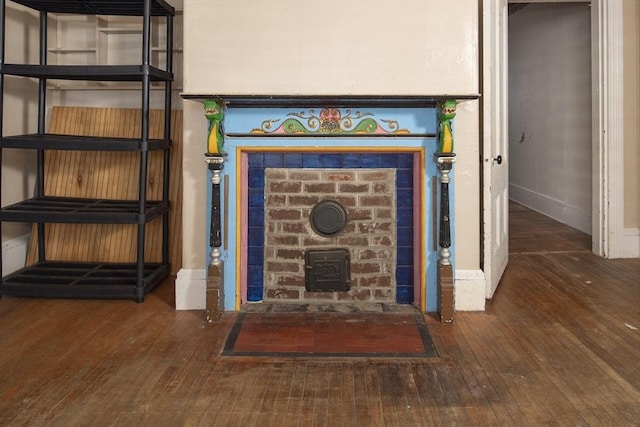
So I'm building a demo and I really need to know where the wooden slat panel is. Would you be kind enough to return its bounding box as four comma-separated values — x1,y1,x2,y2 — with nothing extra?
26,106,183,274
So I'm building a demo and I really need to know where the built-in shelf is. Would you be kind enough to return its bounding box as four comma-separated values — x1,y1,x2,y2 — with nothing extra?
0,0,175,302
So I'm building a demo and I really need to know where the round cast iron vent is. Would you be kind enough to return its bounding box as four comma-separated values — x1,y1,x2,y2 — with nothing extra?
309,200,347,237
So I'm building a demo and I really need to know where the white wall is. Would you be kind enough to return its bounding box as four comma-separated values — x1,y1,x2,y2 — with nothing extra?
508,3,592,234
183,0,479,96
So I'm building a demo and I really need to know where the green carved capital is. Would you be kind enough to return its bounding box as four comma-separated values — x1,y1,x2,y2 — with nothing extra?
204,99,225,155
437,99,457,154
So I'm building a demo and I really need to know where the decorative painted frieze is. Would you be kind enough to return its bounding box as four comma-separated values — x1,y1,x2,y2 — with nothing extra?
250,108,410,135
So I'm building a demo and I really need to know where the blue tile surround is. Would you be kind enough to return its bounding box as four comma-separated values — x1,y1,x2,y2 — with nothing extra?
247,153,415,303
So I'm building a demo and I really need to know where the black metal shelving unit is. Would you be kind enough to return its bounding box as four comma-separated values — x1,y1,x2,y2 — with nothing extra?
0,0,174,302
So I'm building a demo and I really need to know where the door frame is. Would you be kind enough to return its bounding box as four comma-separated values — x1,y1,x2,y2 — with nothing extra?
482,0,625,298
591,0,624,258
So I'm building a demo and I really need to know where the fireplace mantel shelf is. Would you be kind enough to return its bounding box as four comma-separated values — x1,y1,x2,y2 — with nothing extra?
181,94,480,108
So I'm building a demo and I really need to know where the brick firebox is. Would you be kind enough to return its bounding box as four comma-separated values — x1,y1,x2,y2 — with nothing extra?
264,167,397,303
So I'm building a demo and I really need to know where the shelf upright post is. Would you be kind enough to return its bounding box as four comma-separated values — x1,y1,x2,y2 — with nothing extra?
36,10,47,263
135,0,153,301
162,12,173,266
0,0,5,279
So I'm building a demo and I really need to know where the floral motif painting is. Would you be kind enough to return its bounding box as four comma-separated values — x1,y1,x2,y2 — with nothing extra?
251,108,411,135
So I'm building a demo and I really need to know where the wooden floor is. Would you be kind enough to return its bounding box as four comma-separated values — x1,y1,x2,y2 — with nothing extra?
1,202,639,426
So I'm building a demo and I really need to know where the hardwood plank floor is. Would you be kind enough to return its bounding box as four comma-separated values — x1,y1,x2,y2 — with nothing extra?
1,202,639,426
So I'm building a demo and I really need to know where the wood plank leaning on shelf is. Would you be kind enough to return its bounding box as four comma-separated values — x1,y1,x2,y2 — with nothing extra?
26,106,183,275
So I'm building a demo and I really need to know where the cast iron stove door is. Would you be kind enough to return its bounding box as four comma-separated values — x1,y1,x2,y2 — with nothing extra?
305,248,351,292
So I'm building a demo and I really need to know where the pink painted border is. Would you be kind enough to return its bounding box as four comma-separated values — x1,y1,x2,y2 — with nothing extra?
236,147,427,309
413,153,422,307
240,152,249,304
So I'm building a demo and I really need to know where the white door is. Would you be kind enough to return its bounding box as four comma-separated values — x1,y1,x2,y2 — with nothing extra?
483,0,509,298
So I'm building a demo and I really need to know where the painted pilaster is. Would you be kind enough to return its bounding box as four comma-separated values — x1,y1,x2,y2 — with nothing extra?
435,99,457,323
204,100,226,322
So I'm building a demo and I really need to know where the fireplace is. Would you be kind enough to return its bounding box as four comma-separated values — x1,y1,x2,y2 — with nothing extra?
186,98,452,315
177,0,484,321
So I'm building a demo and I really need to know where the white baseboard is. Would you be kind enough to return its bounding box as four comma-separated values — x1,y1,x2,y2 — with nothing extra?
175,268,206,310
174,267,493,311
510,184,592,234
621,228,640,258
455,269,486,311
175,267,490,312
2,233,30,277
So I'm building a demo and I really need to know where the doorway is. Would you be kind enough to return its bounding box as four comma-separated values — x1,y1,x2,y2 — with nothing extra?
482,0,625,298
507,3,593,235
